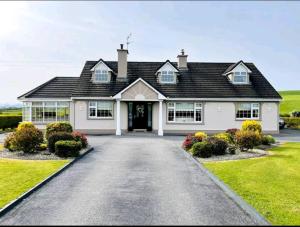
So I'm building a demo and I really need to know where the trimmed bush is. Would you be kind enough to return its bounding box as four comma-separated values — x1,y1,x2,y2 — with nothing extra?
291,111,300,117
0,115,22,130
48,132,74,153
214,132,233,144
72,131,88,148
4,133,17,151
207,137,228,156
241,120,262,134
55,140,82,158
14,127,44,153
280,113,290,117
235,130,261,151
194,131,208,141
261,135,276,145
282,117,300,129
45,122,73,140
191,141,213,158
17,121,35,131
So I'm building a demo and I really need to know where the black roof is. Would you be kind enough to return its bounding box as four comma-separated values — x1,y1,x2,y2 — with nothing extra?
20,61,281,99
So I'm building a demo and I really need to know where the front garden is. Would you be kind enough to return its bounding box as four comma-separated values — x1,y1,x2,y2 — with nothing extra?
3,121,89,159
182,120,275,160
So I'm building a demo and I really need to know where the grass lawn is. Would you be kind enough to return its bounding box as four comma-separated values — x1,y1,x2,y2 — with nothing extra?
204,142,300,225
0,159,69,209
279,90,300,115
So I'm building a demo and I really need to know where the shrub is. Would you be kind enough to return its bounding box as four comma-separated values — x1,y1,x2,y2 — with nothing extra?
14,127,44,153
191,141,213,158
17,121,35,131
291,111,300,117
207,137,228,156
235,130,261,151
47,132,74,153
241,120,262,134
4,133,17,151
214,133,233,144
0,115,22,130
55,140,82,158
225,128,239,137
72,131,88,148
282,117,300,129
227,144,237,155
194,132,208,141
261,135,276,145
45,122,73,140
37,143,48,151
280,113,290,117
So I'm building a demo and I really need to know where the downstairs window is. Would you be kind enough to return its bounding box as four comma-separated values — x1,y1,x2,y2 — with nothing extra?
167,102,202,123
89,101,113,119
236,103,260,119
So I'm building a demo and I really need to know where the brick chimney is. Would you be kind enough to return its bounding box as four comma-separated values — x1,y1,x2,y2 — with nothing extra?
117,44,128,81
177,49,188,69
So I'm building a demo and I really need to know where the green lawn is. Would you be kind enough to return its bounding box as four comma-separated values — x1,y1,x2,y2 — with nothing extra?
204,142,300,225
0,159,69,208
279,90,300,115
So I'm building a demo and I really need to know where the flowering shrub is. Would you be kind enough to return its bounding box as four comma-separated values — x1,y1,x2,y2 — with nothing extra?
225,128,239,137
182,134,194,150
46,122,73,140
17,121,35,131
4,133,17,151
241,120,262,134
235,130,261,151
194,131,208,141
72,131,88,148
214,133,233,144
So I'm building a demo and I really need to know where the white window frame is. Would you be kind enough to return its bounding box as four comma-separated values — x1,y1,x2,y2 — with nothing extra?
94,69,109,83
28,101,70,123
160,71,176,84
167,102,203,123
236,103,260,120
233,71,248,84
88,101,114,119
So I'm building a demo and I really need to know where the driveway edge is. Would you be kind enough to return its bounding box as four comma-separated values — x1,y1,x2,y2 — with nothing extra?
180,148,270,225
0,147,94,218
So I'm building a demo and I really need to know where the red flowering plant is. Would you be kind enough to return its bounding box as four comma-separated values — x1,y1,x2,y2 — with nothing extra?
182,134,198,151
72,131,88,148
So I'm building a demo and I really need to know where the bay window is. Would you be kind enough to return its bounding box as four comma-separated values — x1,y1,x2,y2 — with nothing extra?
89,101,113,118
236,103,260,119
167,102,202,123
24,101,70,123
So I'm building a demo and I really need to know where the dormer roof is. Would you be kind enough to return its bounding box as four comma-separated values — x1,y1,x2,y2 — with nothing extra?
223,60,252,75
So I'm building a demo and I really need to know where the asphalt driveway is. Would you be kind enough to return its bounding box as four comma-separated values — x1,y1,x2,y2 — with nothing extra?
0,136,262,225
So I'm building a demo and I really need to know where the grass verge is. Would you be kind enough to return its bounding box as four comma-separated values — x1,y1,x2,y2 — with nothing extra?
204,142,300,225
0,159,69,208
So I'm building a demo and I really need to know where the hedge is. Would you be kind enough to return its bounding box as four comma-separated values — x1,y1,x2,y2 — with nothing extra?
0,115,22,130
282,117,300,129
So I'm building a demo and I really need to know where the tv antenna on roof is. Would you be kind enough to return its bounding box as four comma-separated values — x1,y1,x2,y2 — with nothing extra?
126,33,132,51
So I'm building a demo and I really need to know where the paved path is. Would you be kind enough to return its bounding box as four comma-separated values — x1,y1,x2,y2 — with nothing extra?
0,136,261,225
274,129,300,142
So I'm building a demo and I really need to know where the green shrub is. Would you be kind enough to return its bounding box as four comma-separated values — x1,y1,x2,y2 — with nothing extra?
214,133,233,144
261,135,276,145
4,133,17,151
47,132,74,153
45,122,73,140
72,131,88,148
0,116,22,130
207,137,228,156
37,143,47,151
55,140,82,157
194,131,208,141
17,121,35,131
191,141,213,158
291,111,300,117
241,120,262,133
280,113,290,117
282,117,300,129
14,127,44,153
235,130,261,151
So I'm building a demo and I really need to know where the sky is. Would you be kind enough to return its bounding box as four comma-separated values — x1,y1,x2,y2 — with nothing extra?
0,1,300,105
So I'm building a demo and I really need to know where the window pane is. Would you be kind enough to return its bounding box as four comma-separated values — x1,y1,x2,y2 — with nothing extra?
57,102,69,107
32,107,43,122
23,103,31,121
44,107,56,122
32,102,43,107
57,107,69,121
176,102,194,110
168,109,175,122
196,109,202,122
95,70,109,82
89,108,96,117
234,72,247,83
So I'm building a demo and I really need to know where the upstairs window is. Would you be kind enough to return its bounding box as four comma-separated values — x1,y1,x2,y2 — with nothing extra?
94,70,109,82
236,103,260,119
233,72,247,84
161,71,175,83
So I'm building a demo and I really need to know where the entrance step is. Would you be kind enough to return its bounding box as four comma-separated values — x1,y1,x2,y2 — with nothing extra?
123,132,158,137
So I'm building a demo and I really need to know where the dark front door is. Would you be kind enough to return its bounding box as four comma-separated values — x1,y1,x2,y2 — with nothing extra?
128,102,152,131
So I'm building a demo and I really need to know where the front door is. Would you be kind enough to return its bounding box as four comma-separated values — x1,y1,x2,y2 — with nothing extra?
128,102,152,131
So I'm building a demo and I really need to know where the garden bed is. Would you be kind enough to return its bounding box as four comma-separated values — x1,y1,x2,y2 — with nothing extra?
0,146,92,160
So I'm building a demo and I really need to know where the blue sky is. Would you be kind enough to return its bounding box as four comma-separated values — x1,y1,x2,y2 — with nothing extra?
0,1,299,104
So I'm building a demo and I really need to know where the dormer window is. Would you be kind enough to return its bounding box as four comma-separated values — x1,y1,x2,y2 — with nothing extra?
161,71,175,83
95,70,109,82
233,72,247,84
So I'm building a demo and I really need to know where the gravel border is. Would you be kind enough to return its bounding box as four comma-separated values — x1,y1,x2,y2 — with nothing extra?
0,146,92,161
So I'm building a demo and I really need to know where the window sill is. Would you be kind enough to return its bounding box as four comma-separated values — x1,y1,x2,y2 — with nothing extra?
88,117,114,120
235,118,261,121
166,121,204,125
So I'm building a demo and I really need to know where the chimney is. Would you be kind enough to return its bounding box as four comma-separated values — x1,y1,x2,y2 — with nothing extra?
117,44,128,80
177,49,188,69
